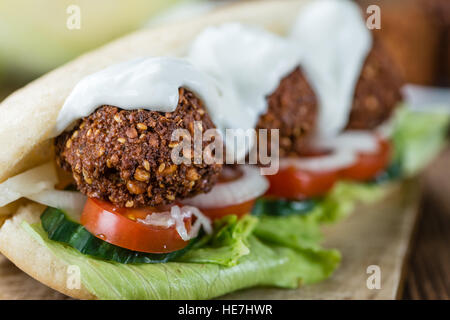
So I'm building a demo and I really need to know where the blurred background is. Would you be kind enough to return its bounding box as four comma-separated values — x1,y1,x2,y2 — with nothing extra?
0,0,449,97
0,0,226,99
0,0,448,299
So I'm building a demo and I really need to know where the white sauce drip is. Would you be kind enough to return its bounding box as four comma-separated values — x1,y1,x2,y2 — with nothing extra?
290,0,372,137
187,23,301,132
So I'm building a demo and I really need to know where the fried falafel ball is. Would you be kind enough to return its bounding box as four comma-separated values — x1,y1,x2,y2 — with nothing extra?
55,88,222,208
256,67,318,157
346,41,404,130
256,41,402,156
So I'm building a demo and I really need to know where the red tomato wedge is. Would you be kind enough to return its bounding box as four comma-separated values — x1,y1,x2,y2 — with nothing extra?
199,199,256,220
81,198,191,253
341,138,391,181
266,166,338,200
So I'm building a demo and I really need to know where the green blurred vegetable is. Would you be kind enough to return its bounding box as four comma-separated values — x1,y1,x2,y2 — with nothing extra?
0,0,181,80
392,107,450,176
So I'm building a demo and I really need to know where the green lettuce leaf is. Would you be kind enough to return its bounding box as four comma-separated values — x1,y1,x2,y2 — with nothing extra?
392,107,449,176
253,208,323,251
317,181,388,224
23,222,340,300
179,215,257,266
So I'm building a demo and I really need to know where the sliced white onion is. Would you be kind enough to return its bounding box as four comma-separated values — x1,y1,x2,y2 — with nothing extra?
184,205,213,238
28,190,87,222
171,205,189,241
137,205,212,241
312,131,379,153
278,150,357,172
137,211,177,228
277,130,384,172
0,162,58,207
182,165,269,209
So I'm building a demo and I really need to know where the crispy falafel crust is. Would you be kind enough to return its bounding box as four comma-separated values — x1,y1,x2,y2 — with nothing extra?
347,41,404,130
55,88,222,208
257,67,317,157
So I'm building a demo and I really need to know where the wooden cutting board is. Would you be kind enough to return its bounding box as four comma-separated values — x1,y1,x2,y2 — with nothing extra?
0,179,420,300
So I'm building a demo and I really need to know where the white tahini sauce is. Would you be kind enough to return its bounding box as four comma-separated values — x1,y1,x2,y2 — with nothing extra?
55,58,218,135
290,0,372,138
55,57,248,161
187,23,301,132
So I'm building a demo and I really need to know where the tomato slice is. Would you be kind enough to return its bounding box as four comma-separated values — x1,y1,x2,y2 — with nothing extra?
266,166,338,200
199,199,256,220
81,198,191,254
265,137,391,199
264,143,337,200
341,138,391,181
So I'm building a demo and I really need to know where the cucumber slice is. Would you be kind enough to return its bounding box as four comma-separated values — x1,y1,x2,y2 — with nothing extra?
40,206,195,264
252,198,317,217
368,161,403,185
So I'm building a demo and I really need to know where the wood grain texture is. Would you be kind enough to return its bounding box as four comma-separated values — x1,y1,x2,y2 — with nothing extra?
0,180,420,300
0,255,68,300
402,148,450,299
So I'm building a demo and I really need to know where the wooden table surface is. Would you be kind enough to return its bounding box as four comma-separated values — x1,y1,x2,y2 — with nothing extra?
402,147,450,299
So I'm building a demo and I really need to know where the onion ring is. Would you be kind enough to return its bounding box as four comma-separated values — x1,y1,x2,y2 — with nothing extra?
182,165,269,209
